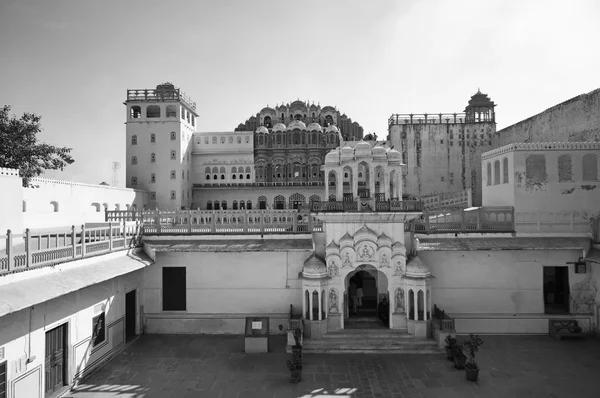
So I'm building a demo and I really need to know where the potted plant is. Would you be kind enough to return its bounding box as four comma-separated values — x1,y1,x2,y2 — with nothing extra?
463,334,484,382
453,345,467,370
286,327,302,383
444,335,457,361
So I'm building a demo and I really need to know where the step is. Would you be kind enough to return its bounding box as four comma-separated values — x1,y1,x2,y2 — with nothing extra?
323,330,413,338
297,342,443,355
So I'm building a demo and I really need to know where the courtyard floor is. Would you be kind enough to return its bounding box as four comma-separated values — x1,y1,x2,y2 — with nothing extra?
66,334,600,398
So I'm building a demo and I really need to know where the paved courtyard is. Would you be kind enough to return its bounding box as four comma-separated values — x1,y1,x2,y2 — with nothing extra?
66,334,600,398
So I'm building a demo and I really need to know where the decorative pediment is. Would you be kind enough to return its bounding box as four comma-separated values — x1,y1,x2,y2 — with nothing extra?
392,241,407,257
339,233,354,249
354,225,377,245
377,233,392,249
326,240,340,256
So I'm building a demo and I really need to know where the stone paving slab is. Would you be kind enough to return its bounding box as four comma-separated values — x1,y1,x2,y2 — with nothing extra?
65,334,600,398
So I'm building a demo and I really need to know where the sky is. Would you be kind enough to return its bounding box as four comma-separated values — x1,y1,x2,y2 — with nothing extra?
1,0,599,186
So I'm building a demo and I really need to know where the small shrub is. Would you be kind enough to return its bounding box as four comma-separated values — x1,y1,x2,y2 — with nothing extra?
462,334,484,368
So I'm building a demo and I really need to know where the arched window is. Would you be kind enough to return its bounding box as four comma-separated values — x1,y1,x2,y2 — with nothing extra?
583,154,598,181
246,173,250,180
494,160,500,185
170,131,176,140
239,200,245,210
486,162,492,186
130,106,141,119
258,195,267,209
220,166,226,180
525,155,547,184
166,105,177,117
50,201,59,212
131,135,137,145
274,195,285,209
503,157,509,183
239,173,244,180
232,200,238,210
207,201,212,210
289,193,306,210
232,166,237,174
151,173,155,183
151,153,156,162
558,154,572,182
205,167,211,180
309,195,321,204
264,116,272,127
221,201,227,210
232,174,236,180
150,133,155,143
246,200,252,210
146,105,160,118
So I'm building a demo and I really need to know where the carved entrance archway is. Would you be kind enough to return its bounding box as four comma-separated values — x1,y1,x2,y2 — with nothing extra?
344,264,388,321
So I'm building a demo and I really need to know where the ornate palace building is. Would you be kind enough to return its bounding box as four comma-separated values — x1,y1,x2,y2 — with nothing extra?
125,84,368,211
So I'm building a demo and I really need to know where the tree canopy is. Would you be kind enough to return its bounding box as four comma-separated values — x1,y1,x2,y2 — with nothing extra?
0,105,74,187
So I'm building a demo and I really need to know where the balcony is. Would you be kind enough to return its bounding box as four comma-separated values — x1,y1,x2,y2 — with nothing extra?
305,200,423,213
405,206,515,234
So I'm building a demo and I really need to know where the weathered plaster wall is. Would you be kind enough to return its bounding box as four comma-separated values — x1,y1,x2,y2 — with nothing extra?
496,88,600,146
512,149,600,213
0,270,143,398
142,250,312,334
388,122,495,205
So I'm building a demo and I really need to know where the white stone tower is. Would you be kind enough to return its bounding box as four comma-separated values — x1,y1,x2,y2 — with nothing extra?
125,83,197,210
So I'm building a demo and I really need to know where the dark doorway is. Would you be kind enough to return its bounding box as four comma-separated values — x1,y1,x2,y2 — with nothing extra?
125,290,137,342
544,266,570,314
292,201,303,210
348,271,377,317
44,323,67,398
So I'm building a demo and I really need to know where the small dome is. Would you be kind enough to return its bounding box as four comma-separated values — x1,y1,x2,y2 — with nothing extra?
260,106,275,114
326,125,339,133
387,149,402,164
325,149,340,165
340,145,354,160
307,123,323,132
272,123,286,132
287,120,307,130
405,256,430,278
302,253,327,278
256,126,269,134
354,140,372,158
372,145,387,159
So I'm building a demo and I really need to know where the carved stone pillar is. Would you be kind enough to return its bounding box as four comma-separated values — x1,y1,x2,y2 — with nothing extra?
336,169,343,200
324,172,329,200
369,165,375,199
309,291,313,321
318,291,322,321
384,170,390,200
302,289,306,319
352,165,359,201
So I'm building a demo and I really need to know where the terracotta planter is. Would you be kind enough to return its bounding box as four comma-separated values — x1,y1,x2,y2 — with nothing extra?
445,346,454,361
454,355,466,370
465,364,479,382
290,369,302,383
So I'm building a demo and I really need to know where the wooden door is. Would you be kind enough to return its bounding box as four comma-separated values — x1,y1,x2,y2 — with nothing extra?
126,290,137,342
45,324,67,397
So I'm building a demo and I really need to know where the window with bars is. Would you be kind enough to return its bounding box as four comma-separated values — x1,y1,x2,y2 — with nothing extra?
92,312,106,347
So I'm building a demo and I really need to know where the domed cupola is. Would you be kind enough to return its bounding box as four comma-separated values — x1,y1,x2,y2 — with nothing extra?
325,125,339,134
287,120,307,131
307,123,323,132
325,148,340,165
256,126,269,135
272,123,286,133
387,149,402,164
372,145,387,160
302,253,327,279
354,140,372,158
340,145,354,161
405,256,431,278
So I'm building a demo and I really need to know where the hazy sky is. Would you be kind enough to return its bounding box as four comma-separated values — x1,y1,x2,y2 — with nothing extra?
1,0,599,185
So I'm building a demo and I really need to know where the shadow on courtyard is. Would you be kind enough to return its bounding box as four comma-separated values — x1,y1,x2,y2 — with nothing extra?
65,334,600,398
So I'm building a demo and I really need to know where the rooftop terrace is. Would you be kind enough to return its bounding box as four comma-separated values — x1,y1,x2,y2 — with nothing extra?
126,84,196,110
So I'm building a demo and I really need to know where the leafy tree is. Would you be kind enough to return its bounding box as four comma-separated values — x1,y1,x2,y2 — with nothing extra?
0,105,74,187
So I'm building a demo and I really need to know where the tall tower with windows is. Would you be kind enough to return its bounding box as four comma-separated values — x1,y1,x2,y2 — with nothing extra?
125,83,198,210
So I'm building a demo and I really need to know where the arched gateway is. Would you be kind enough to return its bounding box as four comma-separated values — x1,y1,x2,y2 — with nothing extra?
299,141,432,339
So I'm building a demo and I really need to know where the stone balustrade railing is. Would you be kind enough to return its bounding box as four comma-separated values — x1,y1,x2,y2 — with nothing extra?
406,206,515,233
107,209,323,235
0,222,141,276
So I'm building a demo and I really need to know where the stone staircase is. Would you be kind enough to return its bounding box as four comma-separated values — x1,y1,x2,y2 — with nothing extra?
300,317,443,354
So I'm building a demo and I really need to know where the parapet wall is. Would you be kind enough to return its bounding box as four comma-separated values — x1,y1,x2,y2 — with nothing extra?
496,88,600,145
0,173,150,232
